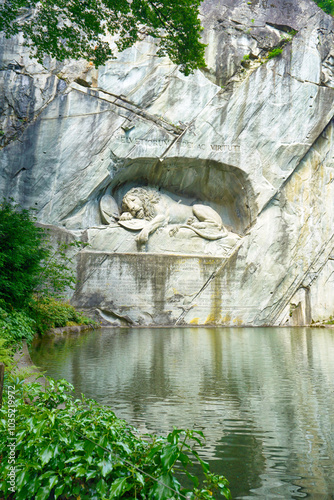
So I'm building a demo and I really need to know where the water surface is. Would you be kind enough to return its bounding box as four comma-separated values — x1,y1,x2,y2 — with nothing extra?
31,327,334,499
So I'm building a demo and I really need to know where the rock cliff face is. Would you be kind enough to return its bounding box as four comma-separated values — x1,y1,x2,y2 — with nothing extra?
1,0,334,326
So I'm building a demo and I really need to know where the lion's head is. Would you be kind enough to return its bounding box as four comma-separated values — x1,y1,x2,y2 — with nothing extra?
121,187,161,220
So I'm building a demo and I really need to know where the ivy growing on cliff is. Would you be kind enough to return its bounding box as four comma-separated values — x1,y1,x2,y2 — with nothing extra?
0,0,206,75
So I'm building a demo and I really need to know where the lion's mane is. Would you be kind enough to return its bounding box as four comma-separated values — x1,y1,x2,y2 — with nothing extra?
122,187,161,220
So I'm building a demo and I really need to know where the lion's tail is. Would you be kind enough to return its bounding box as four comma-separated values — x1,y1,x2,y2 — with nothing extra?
179,225,226,240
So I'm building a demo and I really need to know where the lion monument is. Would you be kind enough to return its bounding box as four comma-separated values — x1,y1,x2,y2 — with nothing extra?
117,187,228,244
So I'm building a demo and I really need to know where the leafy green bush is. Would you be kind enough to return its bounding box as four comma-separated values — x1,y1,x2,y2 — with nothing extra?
0,378,231,500
0,200,49,310
35,240,84,300
28,297,97,335
0,199,80,311
0,307,36,348
0,338,14,367
267,47,283,59
313,0,334,15
0,200,94,340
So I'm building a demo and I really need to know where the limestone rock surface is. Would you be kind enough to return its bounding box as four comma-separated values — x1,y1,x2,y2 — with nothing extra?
1,0,334,326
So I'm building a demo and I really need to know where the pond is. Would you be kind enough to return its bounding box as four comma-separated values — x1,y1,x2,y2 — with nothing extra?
30,327,334,499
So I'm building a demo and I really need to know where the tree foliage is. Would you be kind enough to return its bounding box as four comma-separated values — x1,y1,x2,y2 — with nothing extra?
0,377,231,499
313,0,334,15
0,200,49,310
0,0,206,75
0,199,77,311
0,200,96,344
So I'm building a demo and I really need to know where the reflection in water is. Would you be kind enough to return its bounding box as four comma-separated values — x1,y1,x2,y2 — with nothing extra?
31,327,334,499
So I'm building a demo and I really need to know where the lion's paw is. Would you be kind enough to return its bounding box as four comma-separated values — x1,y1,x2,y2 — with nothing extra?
119,212,133,221
136,229,149,244
169,226,179,237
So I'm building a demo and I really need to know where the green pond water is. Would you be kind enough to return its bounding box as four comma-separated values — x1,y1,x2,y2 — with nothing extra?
30,327,334,499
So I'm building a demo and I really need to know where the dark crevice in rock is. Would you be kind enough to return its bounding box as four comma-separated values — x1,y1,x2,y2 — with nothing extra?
12,167,26,178
74,77,91,88
96,308,134,326
266,22,298,33
0,71,68,149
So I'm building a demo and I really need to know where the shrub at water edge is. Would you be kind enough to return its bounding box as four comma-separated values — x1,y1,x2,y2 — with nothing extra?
0,378,231,500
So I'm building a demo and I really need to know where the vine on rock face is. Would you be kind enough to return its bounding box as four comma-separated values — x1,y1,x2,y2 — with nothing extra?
0,378,231,499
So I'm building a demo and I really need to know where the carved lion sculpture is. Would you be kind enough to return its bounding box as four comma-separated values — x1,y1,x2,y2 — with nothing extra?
118,187,228,244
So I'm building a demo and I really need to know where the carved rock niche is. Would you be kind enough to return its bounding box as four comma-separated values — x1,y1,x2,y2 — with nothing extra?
109,157,256,234
71,158,257,323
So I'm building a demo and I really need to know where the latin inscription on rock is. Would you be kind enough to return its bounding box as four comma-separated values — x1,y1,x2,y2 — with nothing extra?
114,135,240,153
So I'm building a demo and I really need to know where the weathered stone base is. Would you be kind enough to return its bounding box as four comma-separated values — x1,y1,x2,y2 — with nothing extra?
71,241,334,327
72,251,231,326
45,324,99,336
